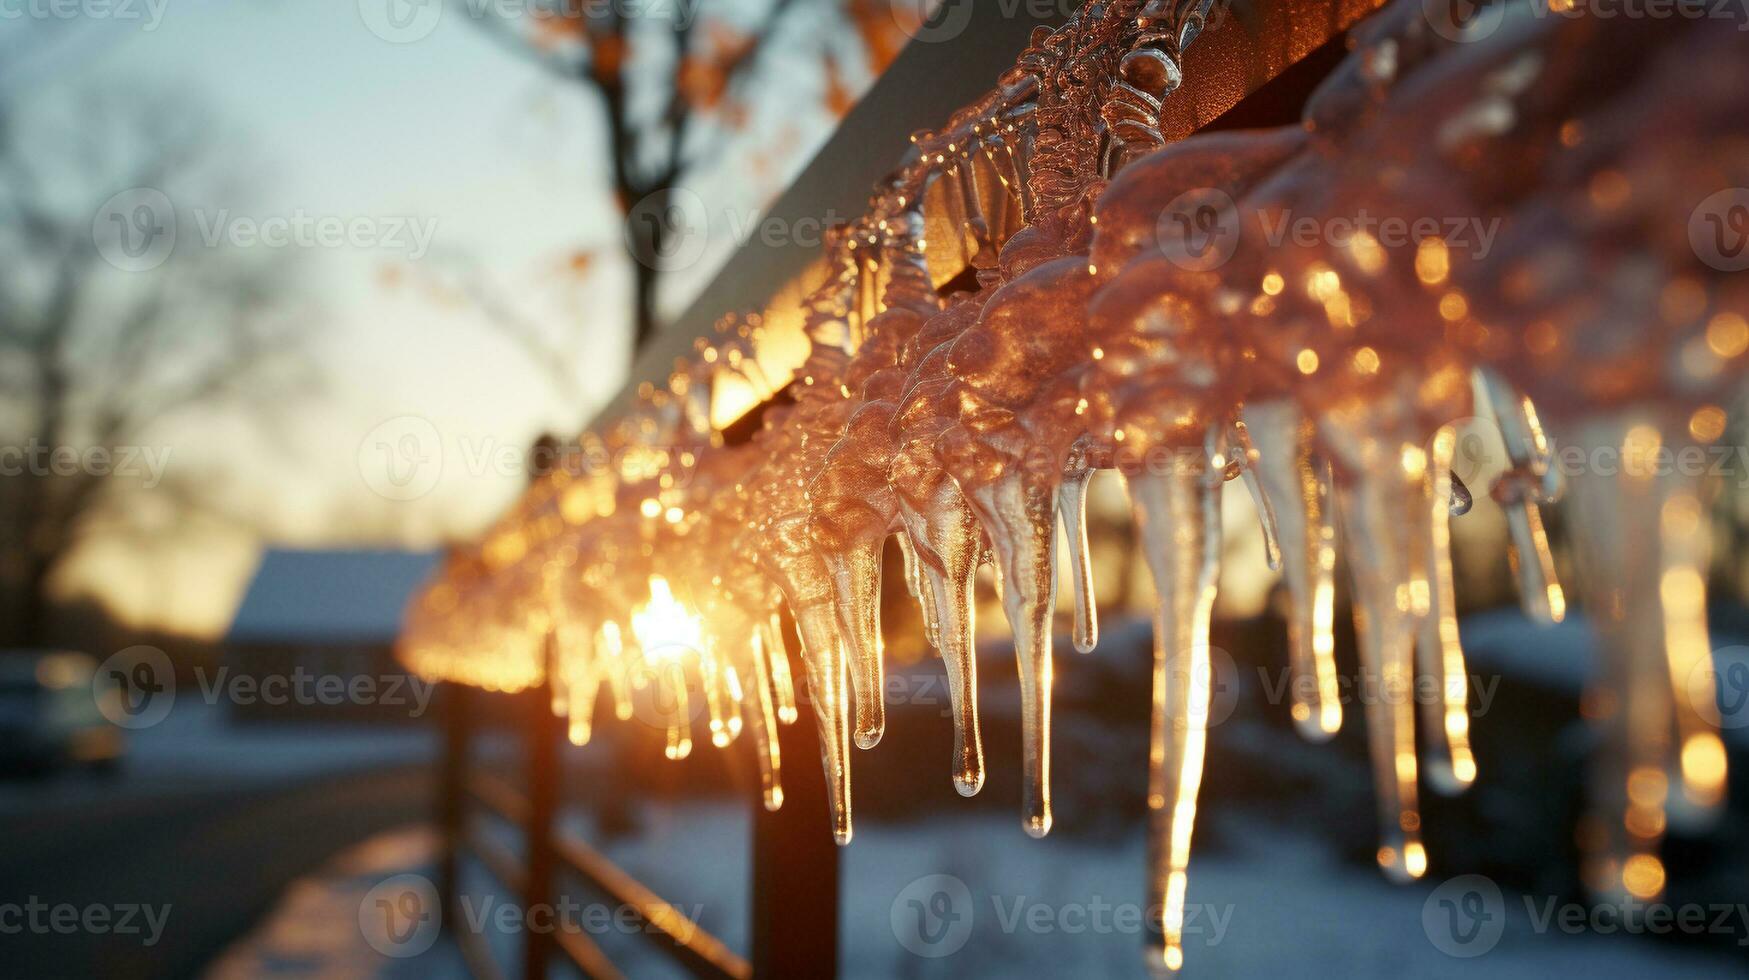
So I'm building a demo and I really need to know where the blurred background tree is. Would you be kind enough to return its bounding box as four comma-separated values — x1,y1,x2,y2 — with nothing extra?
0,92,314,648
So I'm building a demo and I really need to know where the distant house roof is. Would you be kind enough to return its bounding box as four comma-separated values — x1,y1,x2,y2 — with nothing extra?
226,548,441,645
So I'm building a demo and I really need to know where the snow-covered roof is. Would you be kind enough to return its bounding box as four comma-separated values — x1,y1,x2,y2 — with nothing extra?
226,548,440,644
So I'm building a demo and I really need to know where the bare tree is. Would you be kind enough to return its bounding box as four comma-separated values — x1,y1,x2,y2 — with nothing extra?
0,91,312,647
463,0,906,359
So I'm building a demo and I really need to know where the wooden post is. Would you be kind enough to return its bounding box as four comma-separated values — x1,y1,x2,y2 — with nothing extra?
523,634,563,980
438,681,469,927
750,627,840,978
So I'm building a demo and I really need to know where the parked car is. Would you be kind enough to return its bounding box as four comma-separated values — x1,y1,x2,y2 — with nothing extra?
0,651,125,776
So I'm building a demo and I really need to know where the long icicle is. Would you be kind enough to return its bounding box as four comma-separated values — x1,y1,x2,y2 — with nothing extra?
662,657,693,761
1654,468,1727,825
1242,400,1343,740
549,621,573,720
1566,414,1727,903
897,531,945,652
1477,368,1567,623
700,643,734,749
1417,426,1477,794
826,539,888,749
1230,419,1282,572
903,488,987,796
1125,448,1222,975
565,622,601,746
748,626,785,811
969,470,1058,837
718,656,745,745
794,603,855,844
1329,428,1431,885
601,622,634,722
1058,465,1100,653
764,612,799,724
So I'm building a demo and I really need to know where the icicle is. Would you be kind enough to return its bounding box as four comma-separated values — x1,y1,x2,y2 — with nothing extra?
1325,416,1431,885
794,603,855,844
1229,419,1283,571
1242,401,1343,741
548,624,573,719
826,541,888,749
662,659,693,761
897,530,923,599
701,644,733,749
894,525,946,651
567,659,600,747
1478,369,1567,623
900,487,987,797
563,622,600,746
1416,426,1477,794
748,627,785,811
1058,466,1100,653
1566,414,1727,902
601,622,634,721
1124,446,1222,975
721,662,745,743
968,470,1058,837
763,613,799,724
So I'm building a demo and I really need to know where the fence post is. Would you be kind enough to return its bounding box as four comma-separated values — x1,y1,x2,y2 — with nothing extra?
523,633,563,980
438,681,469,927
750,632,840,977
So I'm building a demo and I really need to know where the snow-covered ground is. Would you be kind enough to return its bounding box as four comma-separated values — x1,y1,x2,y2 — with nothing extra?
212,802,1736,979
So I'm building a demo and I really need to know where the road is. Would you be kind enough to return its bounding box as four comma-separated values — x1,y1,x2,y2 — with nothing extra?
0,702,435,979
